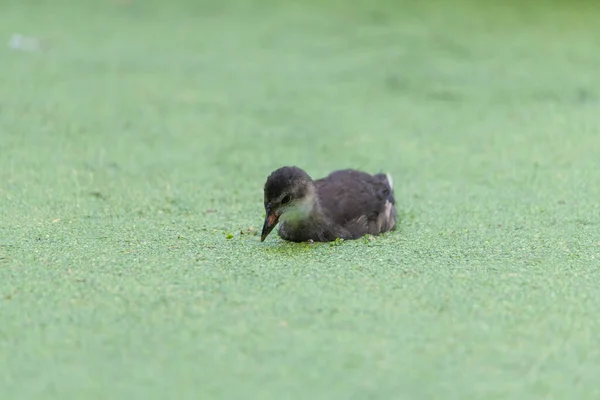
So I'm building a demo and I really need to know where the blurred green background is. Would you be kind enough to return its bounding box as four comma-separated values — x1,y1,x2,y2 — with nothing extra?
1,0,599,399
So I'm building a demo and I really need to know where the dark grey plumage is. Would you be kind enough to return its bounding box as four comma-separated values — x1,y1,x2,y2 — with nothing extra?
260,166,396,243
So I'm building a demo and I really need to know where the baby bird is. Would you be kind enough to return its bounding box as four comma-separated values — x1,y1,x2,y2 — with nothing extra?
260,166,396,242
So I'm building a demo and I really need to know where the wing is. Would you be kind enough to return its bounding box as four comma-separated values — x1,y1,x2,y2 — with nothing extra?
315,170,394,234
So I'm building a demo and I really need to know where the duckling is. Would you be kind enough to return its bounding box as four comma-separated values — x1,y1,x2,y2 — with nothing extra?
260,166,396,242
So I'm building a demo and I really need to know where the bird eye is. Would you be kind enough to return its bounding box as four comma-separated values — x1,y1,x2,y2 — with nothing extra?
281,195,291,205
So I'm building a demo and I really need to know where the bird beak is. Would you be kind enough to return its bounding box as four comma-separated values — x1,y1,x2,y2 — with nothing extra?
261,205,279,242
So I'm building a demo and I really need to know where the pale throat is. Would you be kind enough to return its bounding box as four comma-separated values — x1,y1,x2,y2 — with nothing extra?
280,186,318,224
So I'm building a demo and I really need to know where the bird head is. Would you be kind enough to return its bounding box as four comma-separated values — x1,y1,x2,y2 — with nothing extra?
260,166,315,242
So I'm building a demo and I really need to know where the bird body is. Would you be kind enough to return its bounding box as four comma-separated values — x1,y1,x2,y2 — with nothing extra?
260,166,396,242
